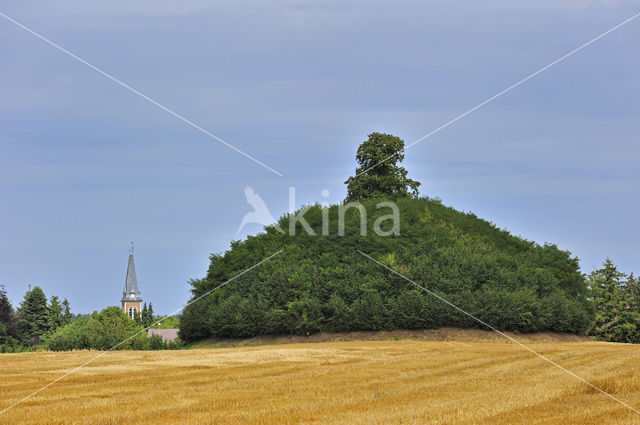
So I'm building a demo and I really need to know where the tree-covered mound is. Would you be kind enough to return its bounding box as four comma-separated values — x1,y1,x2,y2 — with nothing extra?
179,196,591,342
180,133,591,342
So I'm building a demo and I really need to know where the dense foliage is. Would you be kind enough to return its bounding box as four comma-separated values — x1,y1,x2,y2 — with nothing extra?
152,315,180,329
47,306,182,351
0,284,74,351
1,284,181,352
344,132,420,201
134,302,155,327
16,286,50,345
47,306,145,351
587,259,640,343
179,197,592,342
0,284,20,352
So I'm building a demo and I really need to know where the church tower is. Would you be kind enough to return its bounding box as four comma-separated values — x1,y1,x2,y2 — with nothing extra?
121,242,142,319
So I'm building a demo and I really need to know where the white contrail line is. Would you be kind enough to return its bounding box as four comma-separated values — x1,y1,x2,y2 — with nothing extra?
0,249,282,416
355,11,640,178
0,11,282,177
357,250,640,416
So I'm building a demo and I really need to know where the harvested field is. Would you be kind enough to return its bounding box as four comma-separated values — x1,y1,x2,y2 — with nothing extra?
2,335,640,424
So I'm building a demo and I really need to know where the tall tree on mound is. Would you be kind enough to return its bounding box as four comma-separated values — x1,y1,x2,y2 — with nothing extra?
344,132,421,201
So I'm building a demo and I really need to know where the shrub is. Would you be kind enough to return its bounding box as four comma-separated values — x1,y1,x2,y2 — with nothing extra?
48,307,163,351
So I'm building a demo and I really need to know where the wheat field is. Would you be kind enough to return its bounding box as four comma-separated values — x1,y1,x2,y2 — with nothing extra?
2,336,640,424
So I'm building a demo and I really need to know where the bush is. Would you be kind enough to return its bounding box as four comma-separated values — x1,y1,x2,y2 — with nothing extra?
149,334,165,350
392,291,431,330
47,306,165,351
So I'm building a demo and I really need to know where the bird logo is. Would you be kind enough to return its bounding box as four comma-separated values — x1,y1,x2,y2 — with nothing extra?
236,186,284,235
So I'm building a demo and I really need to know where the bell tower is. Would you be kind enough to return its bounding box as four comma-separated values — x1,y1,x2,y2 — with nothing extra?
121,242,142,319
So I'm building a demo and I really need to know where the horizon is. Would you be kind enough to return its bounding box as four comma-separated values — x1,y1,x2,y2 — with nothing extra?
1,0,639,314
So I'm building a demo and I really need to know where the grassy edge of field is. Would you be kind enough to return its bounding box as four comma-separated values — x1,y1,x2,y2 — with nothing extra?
184,327,592,349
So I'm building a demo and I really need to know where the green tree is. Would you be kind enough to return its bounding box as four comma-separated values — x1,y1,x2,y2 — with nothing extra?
625,273,640,309
392,290,431,330
0,323,8,346
133,310,141,324
351,291,390,331
344,132,420,201
48,295,64,331
61,298,73,325
324,293,349,331
48,306,149,351
92,306,145,350
212,294,262,337
179,296,214,342
46,315,94,351
140,302,155,328
141,303,149,326
0,284,18,339
588,259,627,341
152,315,179,329
613,272,640,342
146,303,155,327
17,286,50,345
149,334,165,350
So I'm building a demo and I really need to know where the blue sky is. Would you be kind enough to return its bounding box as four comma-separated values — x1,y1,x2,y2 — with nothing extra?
1,0,638,314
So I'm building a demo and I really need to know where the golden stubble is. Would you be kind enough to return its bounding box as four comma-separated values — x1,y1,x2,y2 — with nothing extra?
1,338,640,424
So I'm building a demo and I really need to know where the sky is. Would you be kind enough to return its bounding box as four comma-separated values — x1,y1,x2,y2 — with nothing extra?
1,0,639,314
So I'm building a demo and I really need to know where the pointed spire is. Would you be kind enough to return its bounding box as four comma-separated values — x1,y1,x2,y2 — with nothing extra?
121,244,141,302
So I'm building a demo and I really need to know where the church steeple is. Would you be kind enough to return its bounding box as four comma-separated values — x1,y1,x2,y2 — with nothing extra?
121,242,142,318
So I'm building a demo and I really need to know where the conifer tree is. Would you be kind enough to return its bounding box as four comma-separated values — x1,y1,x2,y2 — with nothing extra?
133,310,141,324
141,303,148,327
48,295,64,331
0,284,18,339
147,303,155,326
17,286,50,345
588,259,631,341
140,302,154,327
625,273,640,308
61,299,73,325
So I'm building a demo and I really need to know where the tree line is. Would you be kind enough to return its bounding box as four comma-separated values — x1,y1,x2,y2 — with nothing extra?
46,306,182,351
0,284,72,351
0,285,181,352
4,256,640,351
